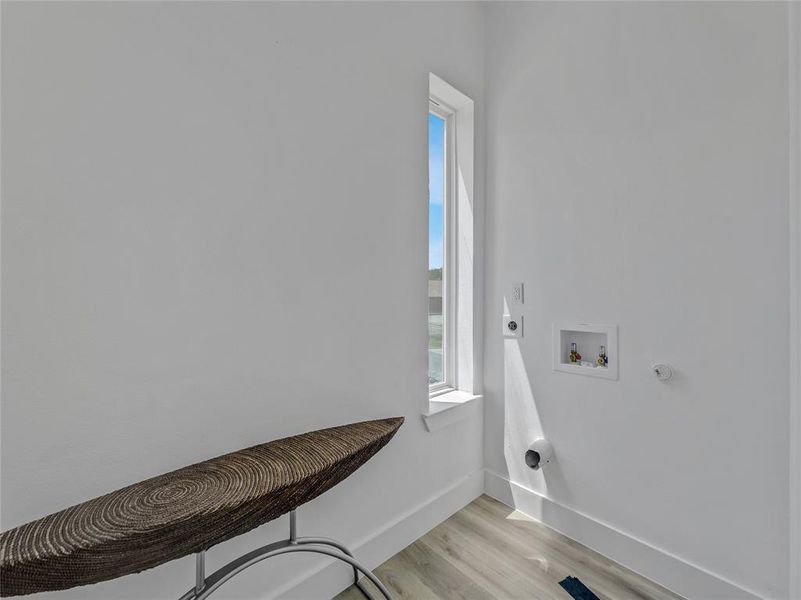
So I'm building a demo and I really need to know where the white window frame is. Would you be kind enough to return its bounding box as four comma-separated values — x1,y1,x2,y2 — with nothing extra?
428,97,457,397
423,73,482,426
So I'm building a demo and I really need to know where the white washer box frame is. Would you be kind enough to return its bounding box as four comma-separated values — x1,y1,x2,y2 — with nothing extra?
552,323,619,381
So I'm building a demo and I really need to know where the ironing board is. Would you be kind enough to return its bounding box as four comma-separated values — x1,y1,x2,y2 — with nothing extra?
0,417,403,599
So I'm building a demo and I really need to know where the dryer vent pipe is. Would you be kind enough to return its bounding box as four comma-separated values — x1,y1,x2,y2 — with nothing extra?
525,439,554,471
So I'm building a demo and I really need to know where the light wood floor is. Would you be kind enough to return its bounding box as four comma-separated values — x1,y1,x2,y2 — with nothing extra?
334,495,683,600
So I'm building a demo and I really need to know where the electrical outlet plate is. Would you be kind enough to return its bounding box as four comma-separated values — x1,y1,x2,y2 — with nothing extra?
503,314,522,338
511,283,523,304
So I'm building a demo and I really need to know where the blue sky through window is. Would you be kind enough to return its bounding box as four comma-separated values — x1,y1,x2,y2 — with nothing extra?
429,112,445,269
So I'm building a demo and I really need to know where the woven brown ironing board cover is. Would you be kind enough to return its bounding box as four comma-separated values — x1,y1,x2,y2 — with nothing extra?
0,417,403,597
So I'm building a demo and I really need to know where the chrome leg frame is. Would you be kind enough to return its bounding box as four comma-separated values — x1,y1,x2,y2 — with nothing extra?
178,510,391,600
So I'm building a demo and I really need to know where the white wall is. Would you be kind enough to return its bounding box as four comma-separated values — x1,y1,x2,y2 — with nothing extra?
787,6,801,598
484,2,790,599
0,3,484,598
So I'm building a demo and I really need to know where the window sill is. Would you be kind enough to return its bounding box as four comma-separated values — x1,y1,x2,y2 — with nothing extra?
422,390,482,432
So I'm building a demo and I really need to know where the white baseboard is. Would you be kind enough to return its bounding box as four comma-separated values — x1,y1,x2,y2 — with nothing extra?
268,468,485,599
484,469,763,600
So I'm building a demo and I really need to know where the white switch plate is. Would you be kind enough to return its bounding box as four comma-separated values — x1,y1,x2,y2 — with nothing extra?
511,282,524,304
503,314,522,338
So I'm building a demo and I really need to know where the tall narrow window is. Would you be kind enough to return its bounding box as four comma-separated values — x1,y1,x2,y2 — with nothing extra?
424,73,477,414
428,104,451,390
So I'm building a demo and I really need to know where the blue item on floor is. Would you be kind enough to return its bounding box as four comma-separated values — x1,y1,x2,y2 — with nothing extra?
559,575,601,600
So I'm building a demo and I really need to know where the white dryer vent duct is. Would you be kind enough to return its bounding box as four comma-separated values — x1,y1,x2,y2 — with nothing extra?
525,439,554,470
